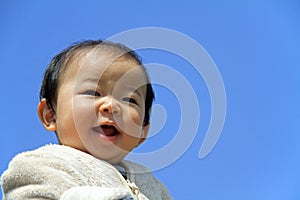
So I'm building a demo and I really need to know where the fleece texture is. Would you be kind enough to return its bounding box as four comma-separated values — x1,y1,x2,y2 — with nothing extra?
1,144,171,200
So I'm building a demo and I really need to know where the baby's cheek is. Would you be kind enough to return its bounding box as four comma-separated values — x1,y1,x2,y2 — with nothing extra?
127,108,144,124
73,99,96,127
118,109,143,136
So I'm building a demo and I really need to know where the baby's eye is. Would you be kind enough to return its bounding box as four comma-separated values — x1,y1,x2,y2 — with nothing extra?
83,90,100,97
122,97,138,105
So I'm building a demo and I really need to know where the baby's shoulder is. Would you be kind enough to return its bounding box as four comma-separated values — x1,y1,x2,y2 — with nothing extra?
3,145,74,176
8,144,78,164
4,144,102,176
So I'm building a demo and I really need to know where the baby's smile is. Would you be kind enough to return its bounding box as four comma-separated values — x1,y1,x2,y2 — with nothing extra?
92,124,120,141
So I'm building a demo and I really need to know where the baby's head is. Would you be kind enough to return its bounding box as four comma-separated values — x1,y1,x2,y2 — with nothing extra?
38,40,154,164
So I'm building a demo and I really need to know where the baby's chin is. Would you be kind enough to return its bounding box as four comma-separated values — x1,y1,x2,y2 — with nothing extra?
63,137,131,164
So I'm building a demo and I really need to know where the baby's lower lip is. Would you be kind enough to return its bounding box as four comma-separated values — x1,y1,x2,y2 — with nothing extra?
92,126,119,141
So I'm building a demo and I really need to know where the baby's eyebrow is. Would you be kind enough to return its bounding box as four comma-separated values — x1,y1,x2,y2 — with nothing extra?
85,77,100,83
126,86,143,98
75,77,100,90
77,76,99,85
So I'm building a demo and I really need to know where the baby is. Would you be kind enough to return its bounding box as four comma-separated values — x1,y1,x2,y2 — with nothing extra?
1,40,171,200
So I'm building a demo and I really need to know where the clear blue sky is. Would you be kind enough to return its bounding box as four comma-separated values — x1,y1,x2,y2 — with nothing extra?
1,1,299,199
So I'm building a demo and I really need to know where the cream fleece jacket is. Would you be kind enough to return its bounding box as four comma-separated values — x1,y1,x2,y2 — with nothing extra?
1,144,172,200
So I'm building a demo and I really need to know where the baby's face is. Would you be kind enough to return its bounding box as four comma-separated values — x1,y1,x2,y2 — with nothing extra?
54,50,149,164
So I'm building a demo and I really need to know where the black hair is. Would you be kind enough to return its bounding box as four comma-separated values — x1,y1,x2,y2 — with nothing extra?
39,39,155,126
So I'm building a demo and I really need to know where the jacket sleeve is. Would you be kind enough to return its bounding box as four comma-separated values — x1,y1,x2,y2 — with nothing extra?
1,150,135,200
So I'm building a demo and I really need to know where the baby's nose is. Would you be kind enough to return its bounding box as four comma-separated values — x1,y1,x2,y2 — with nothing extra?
99,100,120,115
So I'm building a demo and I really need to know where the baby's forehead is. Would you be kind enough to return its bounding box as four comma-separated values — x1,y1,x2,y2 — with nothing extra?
80,52,141,74
64,47,136,74
80,45,135,63
63,49,147,86
73,47,138,68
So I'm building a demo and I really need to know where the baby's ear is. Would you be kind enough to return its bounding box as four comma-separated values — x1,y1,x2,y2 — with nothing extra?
137,122,150,146
37,98,57,131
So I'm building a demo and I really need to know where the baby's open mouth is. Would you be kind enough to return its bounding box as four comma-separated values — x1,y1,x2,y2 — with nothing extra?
93,125,120,137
